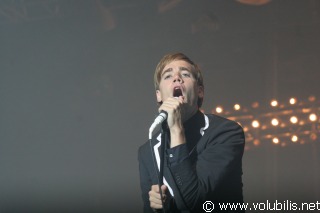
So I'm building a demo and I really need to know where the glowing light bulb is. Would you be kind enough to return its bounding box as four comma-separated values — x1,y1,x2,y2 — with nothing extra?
289,98,297,105
290,116,298,124
272,137,279,144
291,135,298,142
216,106,223,114
234,104,241,111
270,100,278,107
309,113,317,122
252,120,260,128
271,118,279,126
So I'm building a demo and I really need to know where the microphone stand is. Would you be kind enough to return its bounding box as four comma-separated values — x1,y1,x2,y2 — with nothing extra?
158,122,168,212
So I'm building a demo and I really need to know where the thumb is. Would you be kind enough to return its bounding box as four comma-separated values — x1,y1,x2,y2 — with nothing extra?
161,185,168,193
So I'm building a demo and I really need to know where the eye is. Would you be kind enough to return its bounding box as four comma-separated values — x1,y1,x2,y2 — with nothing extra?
182,72,191,78
163,74,172,80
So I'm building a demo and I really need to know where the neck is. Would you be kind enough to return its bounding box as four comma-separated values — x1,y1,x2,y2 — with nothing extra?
182,107,199,123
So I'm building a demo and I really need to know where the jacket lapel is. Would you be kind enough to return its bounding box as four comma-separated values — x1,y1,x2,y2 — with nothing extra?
153,134,174,196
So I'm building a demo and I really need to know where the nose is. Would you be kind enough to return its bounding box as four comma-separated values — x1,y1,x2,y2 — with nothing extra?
173,74,183,83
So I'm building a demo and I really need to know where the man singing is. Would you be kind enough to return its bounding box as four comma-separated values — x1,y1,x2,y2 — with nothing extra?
138,53,245,212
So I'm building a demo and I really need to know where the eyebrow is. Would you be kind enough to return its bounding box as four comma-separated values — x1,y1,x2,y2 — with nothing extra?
161,66,191,77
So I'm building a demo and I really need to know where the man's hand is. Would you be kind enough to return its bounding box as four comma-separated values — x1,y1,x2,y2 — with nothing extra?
149,184,168,210
159,96,184,131
159,96,186,148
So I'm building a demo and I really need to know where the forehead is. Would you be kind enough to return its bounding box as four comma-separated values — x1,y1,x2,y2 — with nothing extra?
161,60,193,74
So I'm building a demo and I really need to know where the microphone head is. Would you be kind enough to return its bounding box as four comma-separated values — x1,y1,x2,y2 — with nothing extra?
159,110,168,119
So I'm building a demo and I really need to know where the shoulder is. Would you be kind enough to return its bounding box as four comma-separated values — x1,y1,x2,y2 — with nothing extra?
138,134,160,162
205,113,242,130
138,141,151,161
203,113,244,141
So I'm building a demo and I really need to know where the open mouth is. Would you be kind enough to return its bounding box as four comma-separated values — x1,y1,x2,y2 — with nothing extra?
173,87,183,97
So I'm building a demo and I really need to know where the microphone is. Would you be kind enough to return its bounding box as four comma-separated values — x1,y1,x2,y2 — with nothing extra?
149,110,167,139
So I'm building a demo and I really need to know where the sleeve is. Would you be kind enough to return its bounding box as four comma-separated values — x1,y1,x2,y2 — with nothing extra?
138,145,156,213
167,120,245,211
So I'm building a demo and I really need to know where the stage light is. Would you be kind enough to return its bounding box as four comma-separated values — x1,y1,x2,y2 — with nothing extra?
251,102,259,108
272,137,279,144
289,98,297,105
290,116,298,124
291,135,298,142
270,100,278,107
302,108,311,113
253,139,260,146
234,104,241,111
310,133,317,141
309,113,317,122
252,120,260,128
214,95,319,149
271,118,279,126
216,106,223,113
309,95,316,102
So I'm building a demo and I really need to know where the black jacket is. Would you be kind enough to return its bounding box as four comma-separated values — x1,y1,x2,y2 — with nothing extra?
138,111,245,212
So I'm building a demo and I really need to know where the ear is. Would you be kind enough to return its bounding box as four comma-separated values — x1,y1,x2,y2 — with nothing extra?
198,86,204,99
156,90,162,103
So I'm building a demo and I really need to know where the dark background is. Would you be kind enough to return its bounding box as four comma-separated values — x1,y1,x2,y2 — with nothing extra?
0,0,319,212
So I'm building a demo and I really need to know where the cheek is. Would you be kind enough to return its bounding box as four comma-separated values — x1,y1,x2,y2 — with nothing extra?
189,87,200,103
186,89,197,102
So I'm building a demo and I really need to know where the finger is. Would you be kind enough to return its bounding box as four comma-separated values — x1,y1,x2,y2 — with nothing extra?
151,184,160,193
149,185,167,200
149,193,166,209
178,96,185,103
149,194,163,204
160,99,181,110
161,185,168,193
158,104,176,114
150,201,163,209
149,190,161,200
